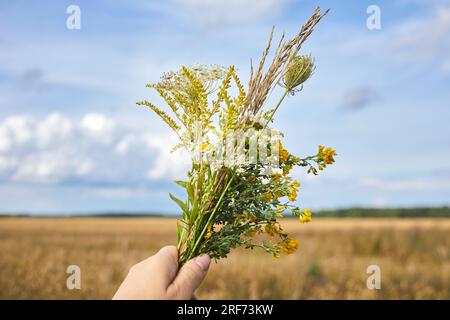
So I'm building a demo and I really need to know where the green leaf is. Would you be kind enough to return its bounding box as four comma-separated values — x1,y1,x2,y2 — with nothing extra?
169,193,188,214
186,183,194,205
176,219,183,238
175,180,187,188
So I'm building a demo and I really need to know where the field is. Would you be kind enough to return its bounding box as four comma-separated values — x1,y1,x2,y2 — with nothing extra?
0,217,449,299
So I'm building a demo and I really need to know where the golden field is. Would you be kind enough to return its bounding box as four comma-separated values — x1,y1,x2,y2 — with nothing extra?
0,217,449,299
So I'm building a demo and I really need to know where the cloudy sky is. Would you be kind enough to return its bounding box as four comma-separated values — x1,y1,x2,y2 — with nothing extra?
0,0,449,214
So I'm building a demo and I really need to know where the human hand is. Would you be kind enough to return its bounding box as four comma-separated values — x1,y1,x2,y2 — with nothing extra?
112,245,211,300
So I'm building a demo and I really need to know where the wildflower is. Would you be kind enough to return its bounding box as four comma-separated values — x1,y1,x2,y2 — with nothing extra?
282,55,315,93
266,192,274,201
204,231,213,239
281,239,299,254
318,145,337,165
201,142,210,151
323,147,337,164
155,64,227,94
279,149,289,163
265,223,281,237
292,180,301,187
288,187,298,201
273,172,282,181
275,205,285,217
299,208,312,223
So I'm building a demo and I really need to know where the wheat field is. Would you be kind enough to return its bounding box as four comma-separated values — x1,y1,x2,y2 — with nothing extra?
0,217,449,299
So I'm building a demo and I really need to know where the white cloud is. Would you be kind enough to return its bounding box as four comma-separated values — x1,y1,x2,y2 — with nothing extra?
114,134,137,156
0,156,14,174
12,152,89,183
144,132,191,179
0,112,187,185
0,127,12,152
0,115,34,146
80,113,117,144
389,6,450,72
36,113,73,148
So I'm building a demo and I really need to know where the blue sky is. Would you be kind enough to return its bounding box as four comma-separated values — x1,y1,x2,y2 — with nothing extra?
0,0,449,214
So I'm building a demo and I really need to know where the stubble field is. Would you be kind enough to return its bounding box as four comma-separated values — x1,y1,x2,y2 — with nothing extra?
0,217,449,299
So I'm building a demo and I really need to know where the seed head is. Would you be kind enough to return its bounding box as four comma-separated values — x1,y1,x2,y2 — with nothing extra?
282,55,315,93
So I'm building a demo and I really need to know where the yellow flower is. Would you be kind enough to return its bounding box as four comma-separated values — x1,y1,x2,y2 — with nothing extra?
288,188,298,201
200,142,210,151
204,231,213,239
318,145,337,165
300,216,312,223
276,141,290,163
266,192,274,201
273,172,282,181
279,149,289,163
323,147,337,165
281,239,299,254
276,205,285,217
299,208,312,223
246,229,257,237
265,223,280,237
292,180,301,187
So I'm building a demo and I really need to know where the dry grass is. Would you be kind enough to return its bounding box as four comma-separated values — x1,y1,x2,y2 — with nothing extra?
0,217,449,299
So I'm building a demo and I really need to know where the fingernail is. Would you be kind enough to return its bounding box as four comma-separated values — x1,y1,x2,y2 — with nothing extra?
195,254,211,271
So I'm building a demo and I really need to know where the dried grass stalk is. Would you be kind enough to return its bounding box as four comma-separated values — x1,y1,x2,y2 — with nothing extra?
245,6,329,115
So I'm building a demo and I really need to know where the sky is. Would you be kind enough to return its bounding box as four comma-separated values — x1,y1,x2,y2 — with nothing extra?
0,0,449,214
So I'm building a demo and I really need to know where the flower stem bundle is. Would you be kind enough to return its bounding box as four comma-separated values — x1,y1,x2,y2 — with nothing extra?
138,7,336,265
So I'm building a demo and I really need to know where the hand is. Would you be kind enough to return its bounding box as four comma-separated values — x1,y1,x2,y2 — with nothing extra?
112,245,211,300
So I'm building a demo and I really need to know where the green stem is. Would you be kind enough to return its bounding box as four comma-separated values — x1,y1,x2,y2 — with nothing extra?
181,173,235,264
262,89,289,131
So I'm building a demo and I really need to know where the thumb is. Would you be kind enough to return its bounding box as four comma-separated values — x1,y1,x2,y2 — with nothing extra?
169,254,211,299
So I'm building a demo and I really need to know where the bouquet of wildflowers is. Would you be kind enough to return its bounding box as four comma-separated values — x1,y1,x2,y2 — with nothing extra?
138,7,336,265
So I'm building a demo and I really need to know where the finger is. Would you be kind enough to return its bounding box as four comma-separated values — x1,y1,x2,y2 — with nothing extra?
153,245,179,287
168,254,210,299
